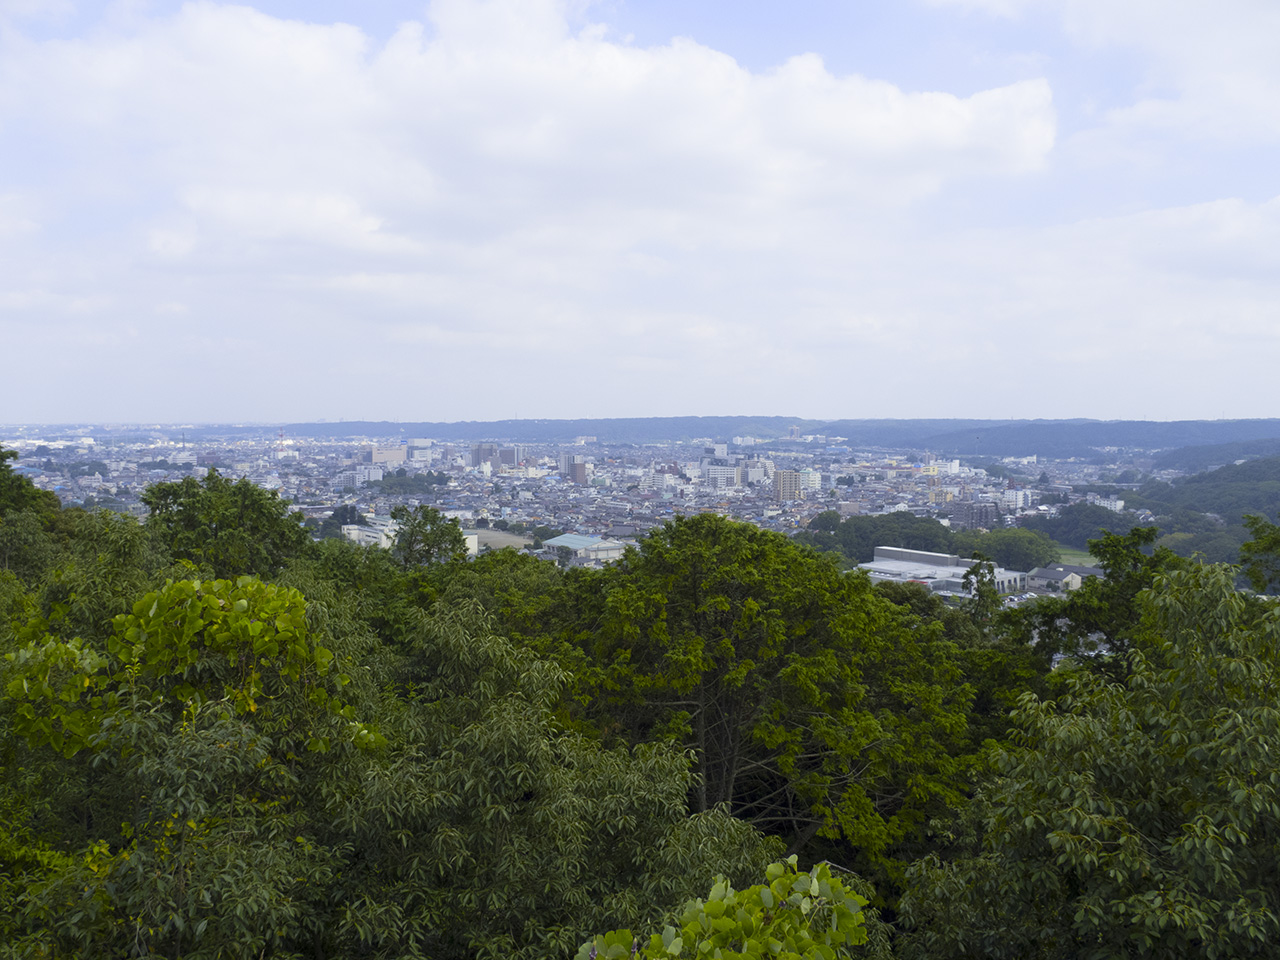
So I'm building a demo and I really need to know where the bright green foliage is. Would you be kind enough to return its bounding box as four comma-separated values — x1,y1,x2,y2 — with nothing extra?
1,577,366,959
871,580,1052,747
142,469,311,578
899,563,1280,960
553,515,974,863
6,577,356,758
578,856,869,960
960,556,1001,634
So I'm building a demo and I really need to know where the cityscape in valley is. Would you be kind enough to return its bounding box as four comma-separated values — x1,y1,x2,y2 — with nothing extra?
8,415,1280,570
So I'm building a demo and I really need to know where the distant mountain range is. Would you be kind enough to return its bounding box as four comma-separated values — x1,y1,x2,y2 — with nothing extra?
15,417,1280,460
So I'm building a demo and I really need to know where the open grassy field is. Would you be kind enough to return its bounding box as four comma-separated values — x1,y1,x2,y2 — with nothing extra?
1054,544,1098,566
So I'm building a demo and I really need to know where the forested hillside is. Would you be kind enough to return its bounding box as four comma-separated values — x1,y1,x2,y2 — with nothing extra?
3,446,1280,958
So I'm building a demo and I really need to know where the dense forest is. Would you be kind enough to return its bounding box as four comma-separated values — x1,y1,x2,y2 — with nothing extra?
795,511,1063,570
3,445,1280,958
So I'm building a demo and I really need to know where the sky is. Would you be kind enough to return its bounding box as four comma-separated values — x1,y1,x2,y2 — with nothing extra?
2,0,1278,424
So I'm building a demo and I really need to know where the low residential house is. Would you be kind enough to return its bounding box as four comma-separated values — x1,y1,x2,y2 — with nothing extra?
1028,563,1104,593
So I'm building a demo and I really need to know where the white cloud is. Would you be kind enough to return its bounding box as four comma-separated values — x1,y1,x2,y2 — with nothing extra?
0,0,1063,421
1,0,1276,423
932,0,1280,146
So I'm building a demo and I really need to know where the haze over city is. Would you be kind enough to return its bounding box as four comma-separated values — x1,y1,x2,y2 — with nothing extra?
2,0,1278,424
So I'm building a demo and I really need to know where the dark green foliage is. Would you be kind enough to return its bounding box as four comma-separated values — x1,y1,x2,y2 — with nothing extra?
313,502,366,539
1240,513,1280,593
7,449,1279,958
328,602,781,960
390,503,469,567
142,469,311,578
1152,437,1280,472
1135,455,1280,524
808,510,842,532
899,564,1280,959
951,528,1059,571
0,557,780,960
1022,527,1187,677
67,460,110,479
369,469,449,495
798,513,1058,571
0,511,58,585
795,513,954,564
0,447,60,520
1021,502,1137,551
1117,457,1280,563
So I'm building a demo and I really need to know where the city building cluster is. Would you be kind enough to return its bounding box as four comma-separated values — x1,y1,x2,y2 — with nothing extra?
2,424,1178,572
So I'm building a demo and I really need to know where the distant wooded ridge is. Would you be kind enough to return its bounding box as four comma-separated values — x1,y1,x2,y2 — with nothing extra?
29,417,1280,459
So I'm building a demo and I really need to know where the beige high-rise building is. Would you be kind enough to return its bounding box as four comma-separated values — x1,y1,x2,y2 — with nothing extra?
773,470,803,501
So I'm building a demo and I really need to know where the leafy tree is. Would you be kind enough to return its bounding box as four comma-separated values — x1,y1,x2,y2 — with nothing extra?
954,528,1059,571
141,469,311,578
315,503,366,540
1043,526,1187,675
317,602,781,960
899,563,1280,959
872,581,1052,752
0,447,60,519
389,504,468,567
432,547,563,644
369,470,449,496
2,576,363,959
554,515,973,864
0,511,58,585
1239,512,1280,593
960,556,1001,636
795,513,953,565
580,857,881,960
808,510,842,533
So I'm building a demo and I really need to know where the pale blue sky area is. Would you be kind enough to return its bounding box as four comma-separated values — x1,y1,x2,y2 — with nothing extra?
2,0,1278,423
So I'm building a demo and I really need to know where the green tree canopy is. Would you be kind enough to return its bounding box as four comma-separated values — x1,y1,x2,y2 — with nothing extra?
900,563,1280,960
0,447,60,520
141,469,311,579
551,515,974,865
390,504,468,567
1239,512,1280,593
